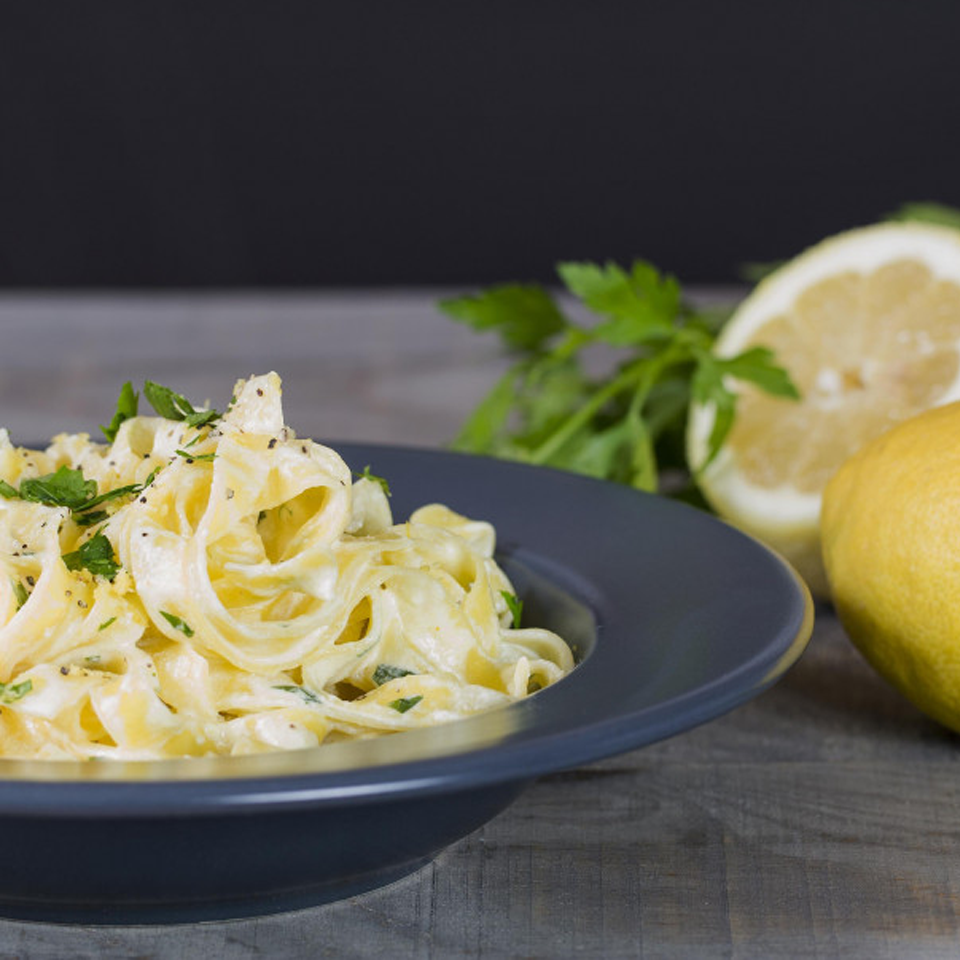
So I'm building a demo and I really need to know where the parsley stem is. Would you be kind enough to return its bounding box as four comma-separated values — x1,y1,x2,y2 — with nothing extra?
529,339,687,466
550,327,592,362
627,340,689,420
528,365,641,464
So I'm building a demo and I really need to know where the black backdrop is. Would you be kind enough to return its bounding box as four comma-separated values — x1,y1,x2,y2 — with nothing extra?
1,1,958,287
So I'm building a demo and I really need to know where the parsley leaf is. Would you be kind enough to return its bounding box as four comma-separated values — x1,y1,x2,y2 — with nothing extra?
159,610,194,637
355,466,391,497
74,510,109,528
438,284,567,353
19,466,97,510
710,346,800,398
388,695,423,713
0,679,31,704
184,409,220,429
176,449,216,462
372,664,414,685
886,201,960,230
6,464,155,521
62,532,121,580
501,591,523,628
12,581,28,610
97,616,116,631
141,466,161,488
690,347,800,466
75,481,146,513
275,684,323,705
100,381,139,443
143,381,197,421
439,259,799,496
557,260,679,345
143,381,220,427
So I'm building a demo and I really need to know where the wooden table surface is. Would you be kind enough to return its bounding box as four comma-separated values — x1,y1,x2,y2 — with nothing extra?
1,292,959,959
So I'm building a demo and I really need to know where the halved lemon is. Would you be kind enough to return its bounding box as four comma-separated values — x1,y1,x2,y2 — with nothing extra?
687,221,960,596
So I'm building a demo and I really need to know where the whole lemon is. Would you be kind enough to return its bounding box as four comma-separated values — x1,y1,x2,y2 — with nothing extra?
821,400,960,732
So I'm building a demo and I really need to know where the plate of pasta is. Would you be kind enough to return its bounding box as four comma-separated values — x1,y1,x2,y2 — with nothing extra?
0,373,813,923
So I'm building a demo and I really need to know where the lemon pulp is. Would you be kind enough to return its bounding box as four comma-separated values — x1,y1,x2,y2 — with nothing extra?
731,261,960,493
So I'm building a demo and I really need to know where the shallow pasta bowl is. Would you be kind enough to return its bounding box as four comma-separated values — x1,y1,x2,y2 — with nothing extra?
0,444,813,923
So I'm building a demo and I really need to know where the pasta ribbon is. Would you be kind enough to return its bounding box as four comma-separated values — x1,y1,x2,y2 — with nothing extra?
0,374,573,759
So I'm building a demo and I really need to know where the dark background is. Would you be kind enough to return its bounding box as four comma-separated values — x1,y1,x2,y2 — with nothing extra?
1,1,958,287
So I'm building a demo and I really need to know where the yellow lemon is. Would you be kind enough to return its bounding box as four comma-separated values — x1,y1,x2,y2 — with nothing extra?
821,401,960,732
688,222,960,596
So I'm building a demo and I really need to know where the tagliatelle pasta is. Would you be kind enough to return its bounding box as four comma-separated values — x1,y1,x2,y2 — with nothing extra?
0,373,573,760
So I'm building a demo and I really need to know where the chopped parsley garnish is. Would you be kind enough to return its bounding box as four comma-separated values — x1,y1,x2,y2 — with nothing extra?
0,679,32,704
355,466,391,497
143,381,197,421
74,510,109,528
80,482,145,511
2,466,158,530
388,695,423,714
141,466,161,488
62,532,121,580
0,480,18,499
184,409,220,429
501,591,523,628
372,664,414,685
175,449,216,462
275,684,323,705
100,381,139,443
19,466,97,510
159,611,194,637
12,581,29,610
97,617,116,632
144,381,219,427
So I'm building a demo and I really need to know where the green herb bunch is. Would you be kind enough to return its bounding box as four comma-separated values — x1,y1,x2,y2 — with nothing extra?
439,260,798,496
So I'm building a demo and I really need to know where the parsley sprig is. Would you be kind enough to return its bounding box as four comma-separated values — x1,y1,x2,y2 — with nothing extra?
354,466,391,497
501,591,523,628
439,260,799,494
143,381,220,428
100,381,138,443
99,379,220,443
3,465,156,523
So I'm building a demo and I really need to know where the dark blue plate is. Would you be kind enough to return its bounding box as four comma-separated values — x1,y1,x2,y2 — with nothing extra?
0,445,813,924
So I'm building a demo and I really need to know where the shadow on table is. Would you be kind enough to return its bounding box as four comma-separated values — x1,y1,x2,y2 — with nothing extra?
773,602,958,752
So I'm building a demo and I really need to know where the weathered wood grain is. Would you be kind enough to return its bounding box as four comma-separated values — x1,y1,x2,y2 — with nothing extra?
0,293,958,959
